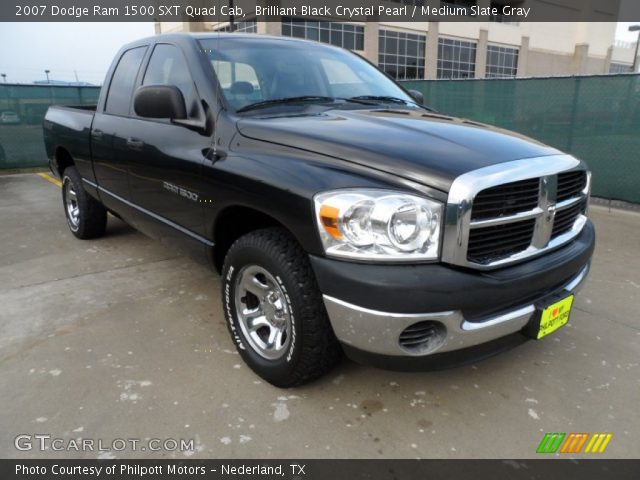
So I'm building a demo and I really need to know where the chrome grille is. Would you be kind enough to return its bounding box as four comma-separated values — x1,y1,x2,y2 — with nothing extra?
442,155,590,270
552,199,587,238
471,178,540,220
467,218,536,265
557,171,587,202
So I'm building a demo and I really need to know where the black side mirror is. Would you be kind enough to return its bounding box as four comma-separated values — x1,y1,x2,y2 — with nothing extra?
134,85,187,119
409,89,424,105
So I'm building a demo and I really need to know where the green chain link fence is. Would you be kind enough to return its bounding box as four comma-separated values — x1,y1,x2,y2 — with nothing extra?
402,74,640,204
0,84,100,169
1,77,639,203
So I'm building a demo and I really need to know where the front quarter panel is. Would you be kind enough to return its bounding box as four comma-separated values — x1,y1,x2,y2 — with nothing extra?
202,134,444,256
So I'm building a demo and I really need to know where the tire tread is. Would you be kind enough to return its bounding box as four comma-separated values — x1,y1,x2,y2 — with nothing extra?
62,167,107,239
222,228,342,387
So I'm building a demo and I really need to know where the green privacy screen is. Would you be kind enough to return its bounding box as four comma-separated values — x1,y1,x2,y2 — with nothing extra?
402,74,640,204
1,76,639,203
0,84,100,169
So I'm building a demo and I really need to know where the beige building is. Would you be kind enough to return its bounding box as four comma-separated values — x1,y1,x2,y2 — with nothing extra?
157,1,639,80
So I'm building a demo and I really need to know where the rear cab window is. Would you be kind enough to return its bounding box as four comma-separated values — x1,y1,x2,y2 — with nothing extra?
104,46,147,116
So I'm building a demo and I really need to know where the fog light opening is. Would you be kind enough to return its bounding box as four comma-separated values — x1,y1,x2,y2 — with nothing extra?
398,321,447,354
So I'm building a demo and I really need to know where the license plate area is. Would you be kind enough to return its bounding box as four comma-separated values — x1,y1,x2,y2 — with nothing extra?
524,293,575,340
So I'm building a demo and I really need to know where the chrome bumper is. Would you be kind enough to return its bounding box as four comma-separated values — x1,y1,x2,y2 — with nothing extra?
323,264,590,357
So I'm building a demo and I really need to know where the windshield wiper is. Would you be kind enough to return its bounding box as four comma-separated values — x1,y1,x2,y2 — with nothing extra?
349,95,411,104
235,95,385,113
348,95,434,111
236,96,336,113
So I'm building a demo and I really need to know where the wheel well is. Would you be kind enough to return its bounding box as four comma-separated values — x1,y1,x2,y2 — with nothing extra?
55,147,74,176
213,206,289,273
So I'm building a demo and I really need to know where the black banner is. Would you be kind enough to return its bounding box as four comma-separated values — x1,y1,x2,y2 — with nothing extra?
3,0,640,22
2,460,640,480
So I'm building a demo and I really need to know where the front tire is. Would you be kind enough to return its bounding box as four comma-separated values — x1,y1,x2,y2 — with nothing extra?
62,167,107,239
221,228,341,387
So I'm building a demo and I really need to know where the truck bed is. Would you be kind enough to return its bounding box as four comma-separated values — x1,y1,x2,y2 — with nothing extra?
43,105,96,178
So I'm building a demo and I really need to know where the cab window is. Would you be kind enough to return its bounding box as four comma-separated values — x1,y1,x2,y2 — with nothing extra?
212,60,262,109
105,46,147,116
143,44,199,118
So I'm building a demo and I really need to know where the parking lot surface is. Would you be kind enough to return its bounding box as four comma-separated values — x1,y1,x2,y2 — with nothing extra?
1,173,638,459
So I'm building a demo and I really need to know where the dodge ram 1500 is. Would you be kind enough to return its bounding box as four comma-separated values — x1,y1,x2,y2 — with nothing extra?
44,33,595,386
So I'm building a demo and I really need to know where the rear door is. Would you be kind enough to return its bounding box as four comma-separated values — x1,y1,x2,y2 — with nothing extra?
125,43,208,236
91,46,147,203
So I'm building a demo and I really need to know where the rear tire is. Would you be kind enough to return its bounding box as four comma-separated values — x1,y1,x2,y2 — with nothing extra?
62,167,107,239
221,228,342,387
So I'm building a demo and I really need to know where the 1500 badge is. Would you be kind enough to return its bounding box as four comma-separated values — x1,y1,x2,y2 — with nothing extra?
162,181,199,202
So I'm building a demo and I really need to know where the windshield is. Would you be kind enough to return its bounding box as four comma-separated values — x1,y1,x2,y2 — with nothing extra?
198,37,415,112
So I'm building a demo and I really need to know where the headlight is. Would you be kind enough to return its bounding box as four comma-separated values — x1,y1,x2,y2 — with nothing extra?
314,189,442,261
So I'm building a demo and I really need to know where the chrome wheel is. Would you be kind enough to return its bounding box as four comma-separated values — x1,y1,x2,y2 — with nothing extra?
64,179,80,230
234,265,292,360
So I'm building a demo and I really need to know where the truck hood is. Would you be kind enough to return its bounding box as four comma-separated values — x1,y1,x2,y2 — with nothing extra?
236,108,561,192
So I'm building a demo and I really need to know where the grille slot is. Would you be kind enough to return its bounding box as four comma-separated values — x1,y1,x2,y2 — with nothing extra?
557,171,587,202
467,218,536,265
471,178,540,221
552,200,586,238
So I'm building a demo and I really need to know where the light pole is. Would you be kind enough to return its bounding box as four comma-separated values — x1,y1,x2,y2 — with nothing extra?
228,0,235,32
630,25,640,73
45,69,51,83
1,73,6,110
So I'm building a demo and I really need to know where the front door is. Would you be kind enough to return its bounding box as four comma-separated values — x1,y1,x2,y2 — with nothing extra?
125,43,208,237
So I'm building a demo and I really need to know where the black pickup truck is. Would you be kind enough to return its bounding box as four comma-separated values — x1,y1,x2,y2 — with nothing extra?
44,33,595,387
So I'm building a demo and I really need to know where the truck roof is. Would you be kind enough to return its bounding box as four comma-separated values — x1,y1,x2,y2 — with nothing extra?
126,32,323,49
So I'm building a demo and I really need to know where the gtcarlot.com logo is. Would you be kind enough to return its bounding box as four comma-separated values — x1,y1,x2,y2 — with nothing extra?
537,432,613,454
14,434,195,453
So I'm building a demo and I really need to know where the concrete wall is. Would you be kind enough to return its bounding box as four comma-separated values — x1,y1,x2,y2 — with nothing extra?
525,49,575,77
157,22,184,33
157,18,629,77
611,43,638,69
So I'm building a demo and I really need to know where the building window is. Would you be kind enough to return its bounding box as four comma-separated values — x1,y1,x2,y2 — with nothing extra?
214,20,257,33
486,45,519,78
489,1,520,24
281,18,364,51
378,29,426,80
442,0,477,7
442,0,477,16
387,0,425,5
609,62,633,74
437,37,477,79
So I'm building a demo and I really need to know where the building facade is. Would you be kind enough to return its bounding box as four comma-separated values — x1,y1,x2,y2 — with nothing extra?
157,1,639,80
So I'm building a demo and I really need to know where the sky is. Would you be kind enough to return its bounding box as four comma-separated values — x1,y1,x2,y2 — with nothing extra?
616,22,640,44
0,23,155,84
0,21,638,84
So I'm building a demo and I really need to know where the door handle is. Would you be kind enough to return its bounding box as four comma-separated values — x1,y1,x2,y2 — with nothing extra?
91,129,103,140
126,137,144,150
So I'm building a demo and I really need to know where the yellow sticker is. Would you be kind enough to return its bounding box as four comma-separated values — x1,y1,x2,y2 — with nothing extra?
538,295,574,339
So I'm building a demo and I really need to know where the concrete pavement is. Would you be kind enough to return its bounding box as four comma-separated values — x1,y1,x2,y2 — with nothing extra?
0,173,638,459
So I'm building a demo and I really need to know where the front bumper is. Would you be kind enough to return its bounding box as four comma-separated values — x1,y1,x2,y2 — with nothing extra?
310,220,595,368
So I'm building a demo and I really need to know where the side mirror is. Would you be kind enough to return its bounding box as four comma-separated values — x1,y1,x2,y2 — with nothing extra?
408,89,424,105
134,85,187,119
